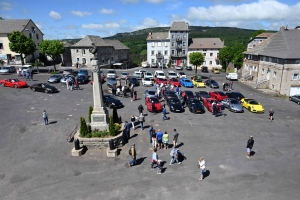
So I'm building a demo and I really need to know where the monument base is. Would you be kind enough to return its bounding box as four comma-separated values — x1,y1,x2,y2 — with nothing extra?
90,111,109,131
71,147,83,156
106,148,118,157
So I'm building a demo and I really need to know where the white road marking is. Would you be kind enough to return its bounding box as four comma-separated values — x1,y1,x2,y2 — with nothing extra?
189,120,193,127
68,115,72,116
31,107,34,109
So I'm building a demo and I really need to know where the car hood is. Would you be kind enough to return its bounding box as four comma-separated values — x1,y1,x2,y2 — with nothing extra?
251,104,264,109
230,103,243,110
191,104,204,109
45,85,58,90
48,77,59,80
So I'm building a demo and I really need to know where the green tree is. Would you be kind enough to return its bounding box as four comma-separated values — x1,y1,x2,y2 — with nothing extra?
251,29,265,39
109,116,114,136
39,40,65,71
232,44,246,69
112,107,119,124
88,106,93,123
79,117,88,137
219,47,234,71
189,52,205,74
8,31,36,65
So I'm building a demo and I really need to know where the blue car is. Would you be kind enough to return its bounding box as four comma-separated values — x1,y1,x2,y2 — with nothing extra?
78,69,88,77
180,78,193,87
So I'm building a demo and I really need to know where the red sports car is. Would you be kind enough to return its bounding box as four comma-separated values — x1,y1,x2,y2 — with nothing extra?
209,91,228,101
0,78,27,88
203,98,217,112
145,97,162,112
154,78,167,86
168,78,180,87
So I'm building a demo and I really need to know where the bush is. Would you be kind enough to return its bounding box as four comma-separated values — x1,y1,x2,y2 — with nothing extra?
112,107,119,124
91,129,109,138
79,117,88,137
88,106,93,123
109,116,114,136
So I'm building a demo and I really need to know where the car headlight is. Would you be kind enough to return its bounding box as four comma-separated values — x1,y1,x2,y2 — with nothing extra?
112,103,115,105
171,106,174,109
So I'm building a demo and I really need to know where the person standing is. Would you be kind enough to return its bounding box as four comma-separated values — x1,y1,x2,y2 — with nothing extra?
163,131,169,149
246,136,254,158
151,148,158,170
138,113,145,130
173,129,179,148
151,101,156,115
138,104,144,115
131,115,136,130
149,125,154,144
25,71,30,81
130,89,134,102
128,144,136,167
170,147,181,165
269,108,274,121
125,121,131,139
112,86,116,96
157,160,162,175
230,81,233,90
125,77,128,85
156,129,163,149
175,86,180,98
75,79,80,90
134,90,137,101
162,106,167,120
121,85,125,97
198,157,206,180
30,72,33,81
117,87,121,97
43,110,48,125
220,102,226,116
157,87,161,98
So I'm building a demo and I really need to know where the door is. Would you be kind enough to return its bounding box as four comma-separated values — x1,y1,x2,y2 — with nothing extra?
267,69,270,80
176,59,180,66
290,87,300,96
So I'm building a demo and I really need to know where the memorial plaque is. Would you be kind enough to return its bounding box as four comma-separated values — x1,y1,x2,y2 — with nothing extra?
93,116,104,122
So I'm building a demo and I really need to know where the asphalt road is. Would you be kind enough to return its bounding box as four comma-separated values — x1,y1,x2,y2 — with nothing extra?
0,67,300,200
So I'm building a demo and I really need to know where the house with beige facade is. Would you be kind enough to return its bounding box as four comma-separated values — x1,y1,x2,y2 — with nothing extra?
70,35,130,68
187,38,224,69
242,26,300,96
247,32,274,51
0,19,43,64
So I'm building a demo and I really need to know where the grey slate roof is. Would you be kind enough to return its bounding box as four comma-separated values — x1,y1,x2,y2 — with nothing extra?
244,29,300,59
170,21,189,31
146,32,169,41
188,38,224,49
63,42,72,47
72,35,129,50
0,19,29,33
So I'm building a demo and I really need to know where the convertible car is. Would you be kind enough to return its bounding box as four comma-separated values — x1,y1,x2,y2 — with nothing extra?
145,96,162,112
240,98,264,113
30,83,59,93
0,79,27,88
209,91,228,101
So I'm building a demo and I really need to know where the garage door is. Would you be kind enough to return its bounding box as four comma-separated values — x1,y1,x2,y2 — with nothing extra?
290,86,300,96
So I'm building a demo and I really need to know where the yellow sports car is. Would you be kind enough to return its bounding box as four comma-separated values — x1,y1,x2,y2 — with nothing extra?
192,79,205,88
213,68,220,74
240,98,264,113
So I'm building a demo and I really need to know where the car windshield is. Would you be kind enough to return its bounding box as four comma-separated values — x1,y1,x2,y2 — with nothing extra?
171,79,179,82
148,91,156,95
130,78,137,81
158,73,165,76
230,99,239,104
43,83,50,87
122,72,128,75
1,67,9,69
169,73,176,76
11,79,19,82
170,99,180,104
144,78,151,81
109,78,116,81
249,100,259,105
194,79,202,82
179,72,185,75
108,71,115,74
190,99,201,104
186,91,193,96
199,91,208,95
149,97,159,103
146,73,152,75
184,80,191,82
211,80,217,84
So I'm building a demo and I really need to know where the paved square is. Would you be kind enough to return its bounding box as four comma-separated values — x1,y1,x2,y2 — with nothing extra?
0,69,299,200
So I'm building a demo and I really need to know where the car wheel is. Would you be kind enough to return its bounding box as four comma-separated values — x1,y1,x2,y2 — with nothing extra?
248,106,251,112
289,97,292,101
1,83,4,87
210,85,212,88
45,90,48,93
298,101,300,105
14,84,18,88
32,88,35,92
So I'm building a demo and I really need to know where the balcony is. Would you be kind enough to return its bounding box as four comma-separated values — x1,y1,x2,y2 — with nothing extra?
171,54,186,58
176,38,182,42
176,45,182,49
156,53,163,59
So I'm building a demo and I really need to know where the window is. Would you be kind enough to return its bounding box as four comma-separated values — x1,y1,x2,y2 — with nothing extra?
172,34,174,39
203,53,206,56
171,50,175,55
296,60,300,64
0,43,3,49
209,61,212,65
29,33,32,39
158,50,161,54
210,53,213,57
36,34,39,40
172,42,174,47
183,50,186,55
83,49,85,54
151,59,155,63
292,73,299,80
76,49,79,53
151,42,154,47
262,69,265,74
31,27,35,33
254,66,257,72
164,42,167,47
203,49,207,51
151,51,154,56
183,42,186,47
90,58,92,62
158,42,162,47
183,34,186,39
77,58,79,62
273,71,277,78
111,57,114,61
164,50,168,55
172,60,175,64
272,84,275,89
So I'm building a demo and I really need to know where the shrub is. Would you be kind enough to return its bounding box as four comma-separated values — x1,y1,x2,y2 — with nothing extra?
112,107,119,124
79,117,88,137
109,116,114,136
88,106,93,123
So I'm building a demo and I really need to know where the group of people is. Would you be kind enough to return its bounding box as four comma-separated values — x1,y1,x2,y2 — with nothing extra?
66,75,80,90
111,83,137,101
223,81,233,91
211,101,226,117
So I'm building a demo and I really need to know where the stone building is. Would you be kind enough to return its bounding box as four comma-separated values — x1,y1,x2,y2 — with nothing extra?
247,32,274,51
70,35,130,68
242,26,300,96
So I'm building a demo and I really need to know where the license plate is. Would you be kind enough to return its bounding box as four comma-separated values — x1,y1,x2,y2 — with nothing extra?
197,110,201,112
176,110,180,111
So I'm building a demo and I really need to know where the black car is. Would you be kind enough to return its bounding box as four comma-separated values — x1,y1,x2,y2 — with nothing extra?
205,79,219,88
30,83,59,93
201,66,208,73
77,75,89,84
128,77,140,86
183,90,195,99
186,98,205,113
166,97,184,112
195,91,211,101
289,95,300,105
103,95,123,108
186,66,192,70
164,90,178,99
226,92,245,101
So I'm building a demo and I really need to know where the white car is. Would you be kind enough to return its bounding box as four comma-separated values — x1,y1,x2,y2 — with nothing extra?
107,70,116,78
154,70,166,79
139,69,148,74
167,70,177,79
177,71,186,78
0,66,16,74
133,71,144,79
142,78,153,86
120,72,129,79
20,65,33,74
175,66,183,70
226,73,238,80
144,72,153,79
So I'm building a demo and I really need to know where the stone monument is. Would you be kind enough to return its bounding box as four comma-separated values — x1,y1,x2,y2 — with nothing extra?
89,43,109,131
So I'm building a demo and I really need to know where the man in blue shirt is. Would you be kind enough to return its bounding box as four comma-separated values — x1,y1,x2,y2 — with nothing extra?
125,121,131,139
156,129,163,149
162,105,167,120
170,147,181,165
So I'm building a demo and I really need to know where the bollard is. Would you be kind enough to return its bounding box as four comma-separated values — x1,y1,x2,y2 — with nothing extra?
109,139,114,150
74,138,80,150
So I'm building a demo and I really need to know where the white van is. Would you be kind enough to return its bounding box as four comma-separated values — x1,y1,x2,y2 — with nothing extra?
226,73,238,80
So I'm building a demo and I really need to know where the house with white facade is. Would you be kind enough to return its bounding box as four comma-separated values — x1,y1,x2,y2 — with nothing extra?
242,26,300,96
146,32,169,68
247,32,274,51
0,19,43,64
187,38,224,69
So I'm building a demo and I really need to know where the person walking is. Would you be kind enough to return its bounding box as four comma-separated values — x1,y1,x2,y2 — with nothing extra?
138,113,145,130
157,160,162,174
138,104,144,115
128,144,136,167
121,85,125,97
175,86,180,98
151,101,156,115
117,87,121,97
246,136,254,158
112,86,116,96
163,131,169,149
220,102,226,116
125,77,128,85
151,129,157,149
156,129,163,149
149,125,154,144
125,121,131,139
30,72,33,81
162,106,167,120
212,101,218,116
75,79,80,90
131,115,136,130
130,89,134,102
151,148,158,170
157,88,161,98
198,157,206,180
182,95,187,107
173,129,179,148
134,90,137,101
25,71,30,81
43,110,48,125
269,108,274,121
170,147,181,165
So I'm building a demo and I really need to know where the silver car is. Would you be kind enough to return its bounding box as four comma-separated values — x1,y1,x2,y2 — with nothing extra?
60,75,74,84
120,72,129,79
0,66,16,74
145,88,158,99
48,74,63,83
107,77,117,88
222,98,244,113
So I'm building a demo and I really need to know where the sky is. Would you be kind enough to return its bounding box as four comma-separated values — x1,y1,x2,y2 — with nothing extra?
0,0,299,40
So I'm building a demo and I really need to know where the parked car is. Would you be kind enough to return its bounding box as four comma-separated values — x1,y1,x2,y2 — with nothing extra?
226,73,238,80
166,97,184,112
195,91,211,101
203,98,217,112
177,71,186,78
77,75,89,84
145,96,162,112
185,66,192,70
201,66,208,73
180,78,193,87
186,98,205,113
168,78,180,87
181,90,195,99
0,66,16,74
143,72,153,79
222,98,244,113
145,88,158,99
154,70,166,79
209,91,228,101
289,95,300,105
175,66,183,70
226,92,245,101
121,72,129,79
142,78,153,86
128,77,140,86
163,90,178,99
107,70,116,78
30,83,59,93
240,98,264,113
139,69,148,74
20,65,33,74
103,95,123,108
47,74,63,83
167,70,177,79
205,79,219,88
213,68,220,74
0,78,27,88
133,71,144,79
60,75,74,85
192,79,205,88
107,77,117,88
63,68,73,75
154,78,167,86
77,69,88,77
